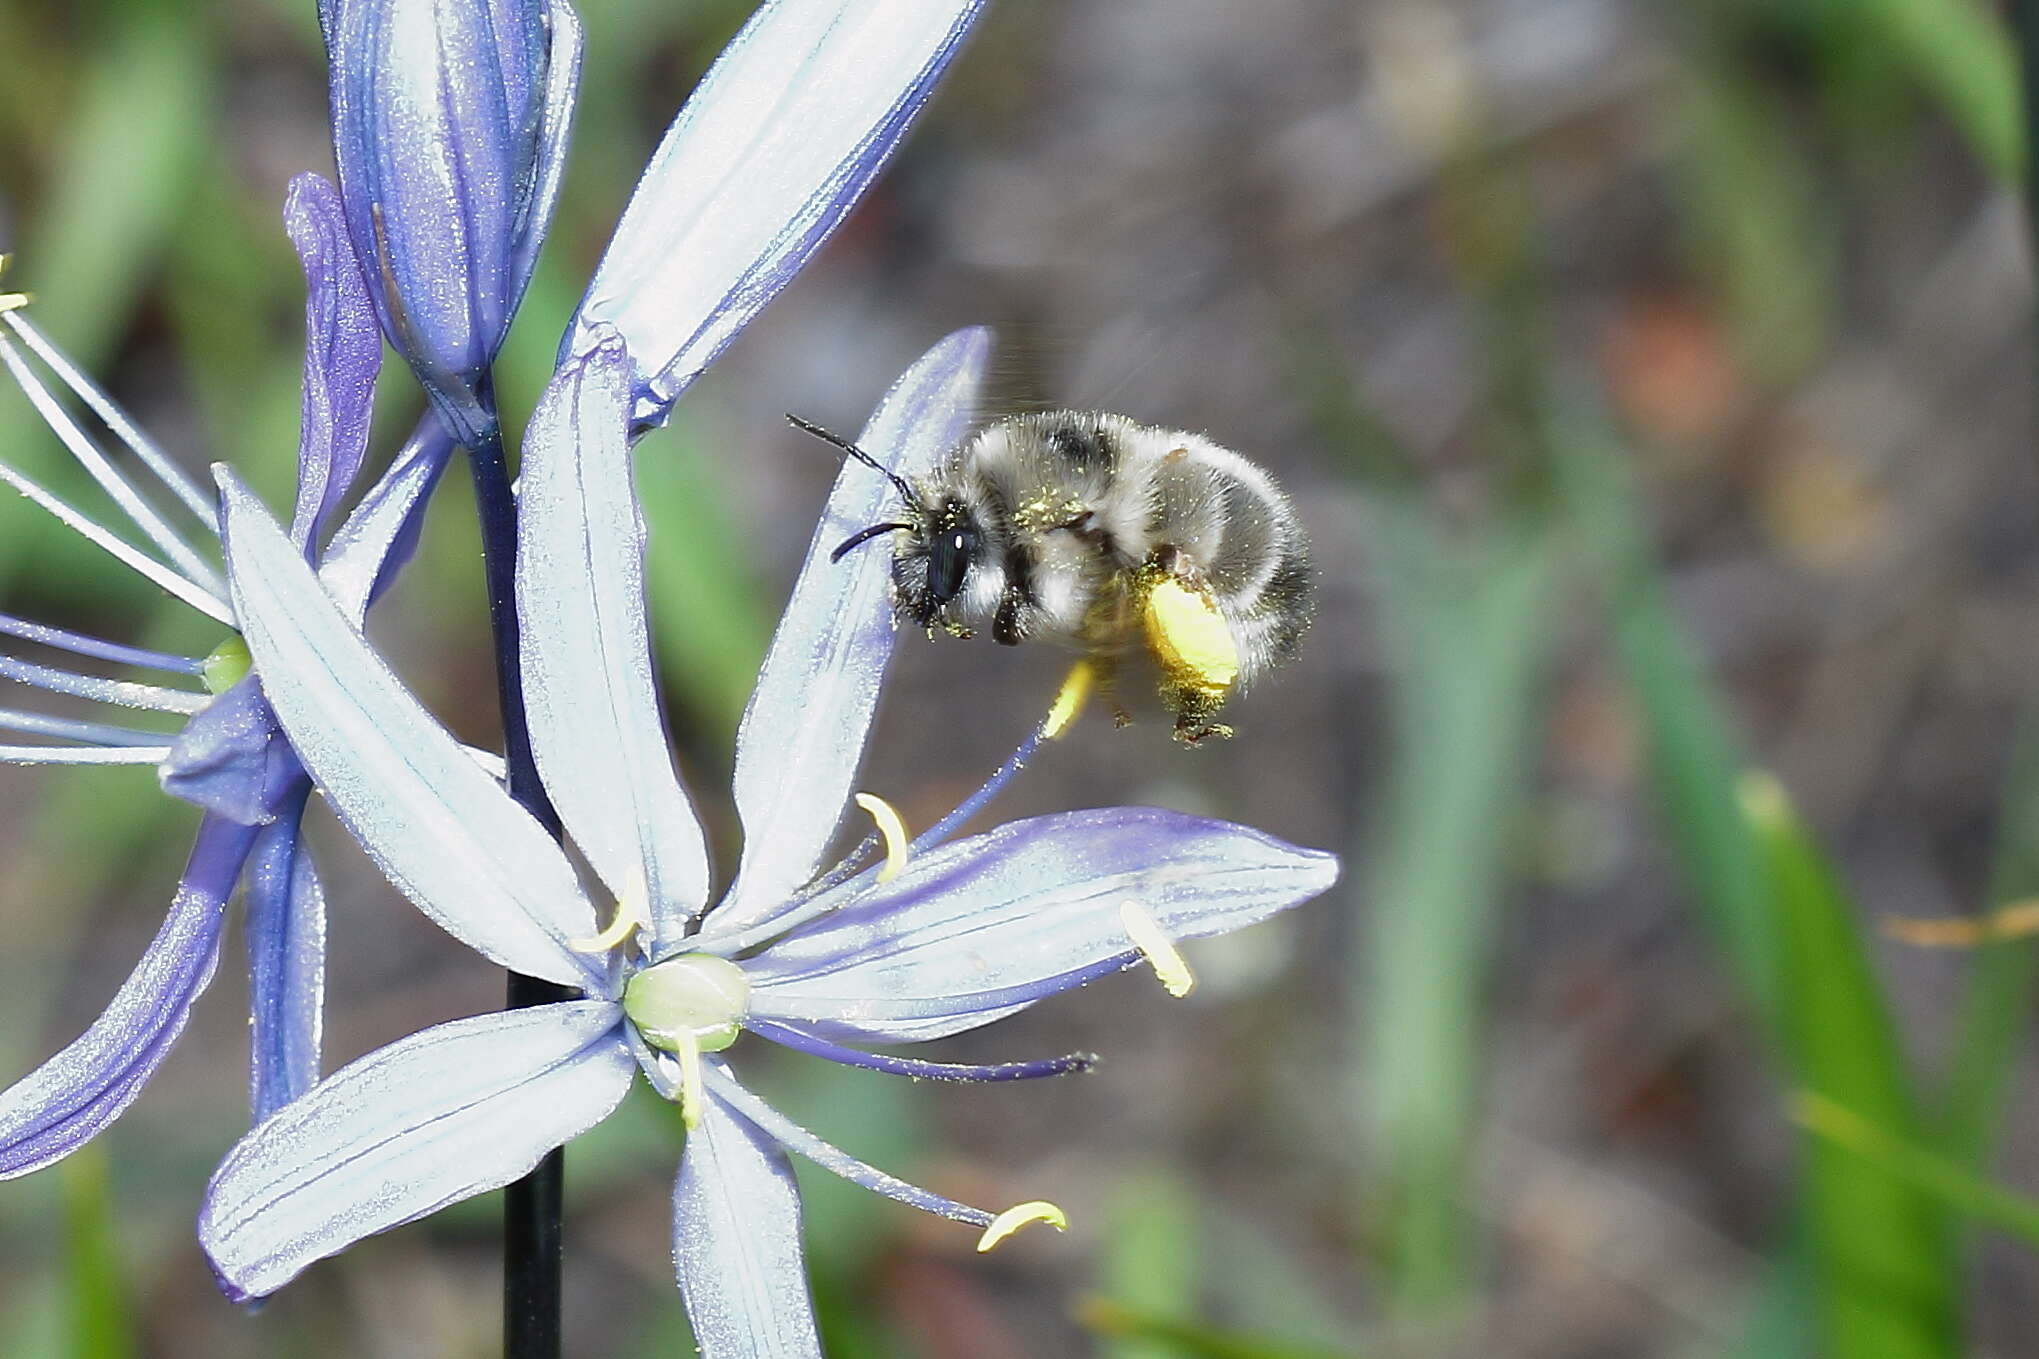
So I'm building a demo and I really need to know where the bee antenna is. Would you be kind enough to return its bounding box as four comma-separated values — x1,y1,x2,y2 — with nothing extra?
787,413,922,511
830,521,913,564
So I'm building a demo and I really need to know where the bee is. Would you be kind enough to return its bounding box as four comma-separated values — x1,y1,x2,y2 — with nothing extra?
797,410,1313,743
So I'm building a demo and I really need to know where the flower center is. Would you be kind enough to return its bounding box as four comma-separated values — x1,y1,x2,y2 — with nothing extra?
624,953,750,1056
202,635,252,696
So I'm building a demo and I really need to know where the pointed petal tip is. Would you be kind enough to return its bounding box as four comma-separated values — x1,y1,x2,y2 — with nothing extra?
943,324,993,366
205,1252,256,1306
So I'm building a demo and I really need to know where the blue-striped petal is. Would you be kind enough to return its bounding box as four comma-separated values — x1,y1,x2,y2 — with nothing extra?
245,787,326,1123
713,327,988,934
0,816,258,1179
282,171,382,549
674,1085,822,1359
745,809,1340,1043
568,0,986,422
219,471,602,989
516,332,710,946
201,1001,633,1300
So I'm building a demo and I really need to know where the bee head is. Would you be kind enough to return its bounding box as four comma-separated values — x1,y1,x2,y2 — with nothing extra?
888,498,985,633
787,413,988,637
924,502,980,608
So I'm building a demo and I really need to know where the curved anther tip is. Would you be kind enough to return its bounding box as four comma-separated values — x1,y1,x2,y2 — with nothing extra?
569,897,645,954
975,1200,1068,1253
1119,900,1195,998
854,791,911,883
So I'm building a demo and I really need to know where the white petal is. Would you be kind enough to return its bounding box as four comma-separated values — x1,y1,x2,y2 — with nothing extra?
714,327,989,932
201,1002,633,1300
317,416,455,623
673,1083,822,1359
747,809,1341,1043
517,335,711,946
219,470,601,988
571,0,985,420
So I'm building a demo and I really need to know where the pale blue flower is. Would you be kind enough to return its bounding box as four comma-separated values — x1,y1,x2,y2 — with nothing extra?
321,0,582,437
199,329,1338,1354
0,174,455,1176
563,0,987,426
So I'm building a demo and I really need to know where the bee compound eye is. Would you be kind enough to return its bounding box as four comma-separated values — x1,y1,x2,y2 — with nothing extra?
929,526,974,604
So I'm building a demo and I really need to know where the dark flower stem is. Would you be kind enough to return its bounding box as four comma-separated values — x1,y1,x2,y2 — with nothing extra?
463,401,569,1359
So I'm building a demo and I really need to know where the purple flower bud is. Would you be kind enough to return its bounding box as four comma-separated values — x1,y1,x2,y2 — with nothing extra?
325,0,581,439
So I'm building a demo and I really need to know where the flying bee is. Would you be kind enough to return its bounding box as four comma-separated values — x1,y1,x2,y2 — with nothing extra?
796,410,1313,743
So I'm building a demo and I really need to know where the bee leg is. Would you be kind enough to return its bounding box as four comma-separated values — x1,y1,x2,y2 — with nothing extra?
1139,566,1240,746
1165,681,1234,745
1149,543,1206,590
993,593,1025,646
1080,650,1134,728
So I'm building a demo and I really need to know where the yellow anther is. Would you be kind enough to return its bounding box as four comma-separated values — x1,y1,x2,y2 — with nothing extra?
1119,901,1195,998
975,1200,1068,1253
855,792,911,884
569,897,645,954
1041,659,1095,740
675,1030,706,1132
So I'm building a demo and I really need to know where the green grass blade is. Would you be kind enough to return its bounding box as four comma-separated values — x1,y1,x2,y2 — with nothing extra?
1360,505,1560,1318
58,1145,135,1359
1741,774,1957,1358
1101,1165,1203,1359
1933,711,2039,1166
1674,55,1835,378
1795,1092,2039,1250
16,6,209,360
1549,409,1780,1031
1858,0,2020,180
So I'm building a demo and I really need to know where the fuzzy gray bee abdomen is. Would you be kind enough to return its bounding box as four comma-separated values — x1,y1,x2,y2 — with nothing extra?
1139,440,1313,687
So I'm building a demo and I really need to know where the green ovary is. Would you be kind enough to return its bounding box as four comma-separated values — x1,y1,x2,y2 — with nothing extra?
202,635,252,695
623,953,750,1055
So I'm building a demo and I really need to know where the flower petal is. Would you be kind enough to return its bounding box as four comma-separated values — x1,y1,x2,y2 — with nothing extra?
568,0,986,422
317,415,456,622
159,678,300,826
516,333,709,944
746,808,1340,1042
282,171,382,550
0,815,258,1179
505,0,582,322
245,787,326,1123
327,0,552,418
714,327,989,934
219,470,601,989
201,1001,632,1300
673,1087,822,1359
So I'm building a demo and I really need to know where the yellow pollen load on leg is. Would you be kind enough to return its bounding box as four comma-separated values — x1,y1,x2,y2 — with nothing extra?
1118,901,1195,998
1143,577,1238,692
1041,659,1096,740
975,1200,1068,1253
854,792,911,883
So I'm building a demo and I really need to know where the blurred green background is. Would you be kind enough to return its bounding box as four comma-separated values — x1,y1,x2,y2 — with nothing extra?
3,0,2039,1354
